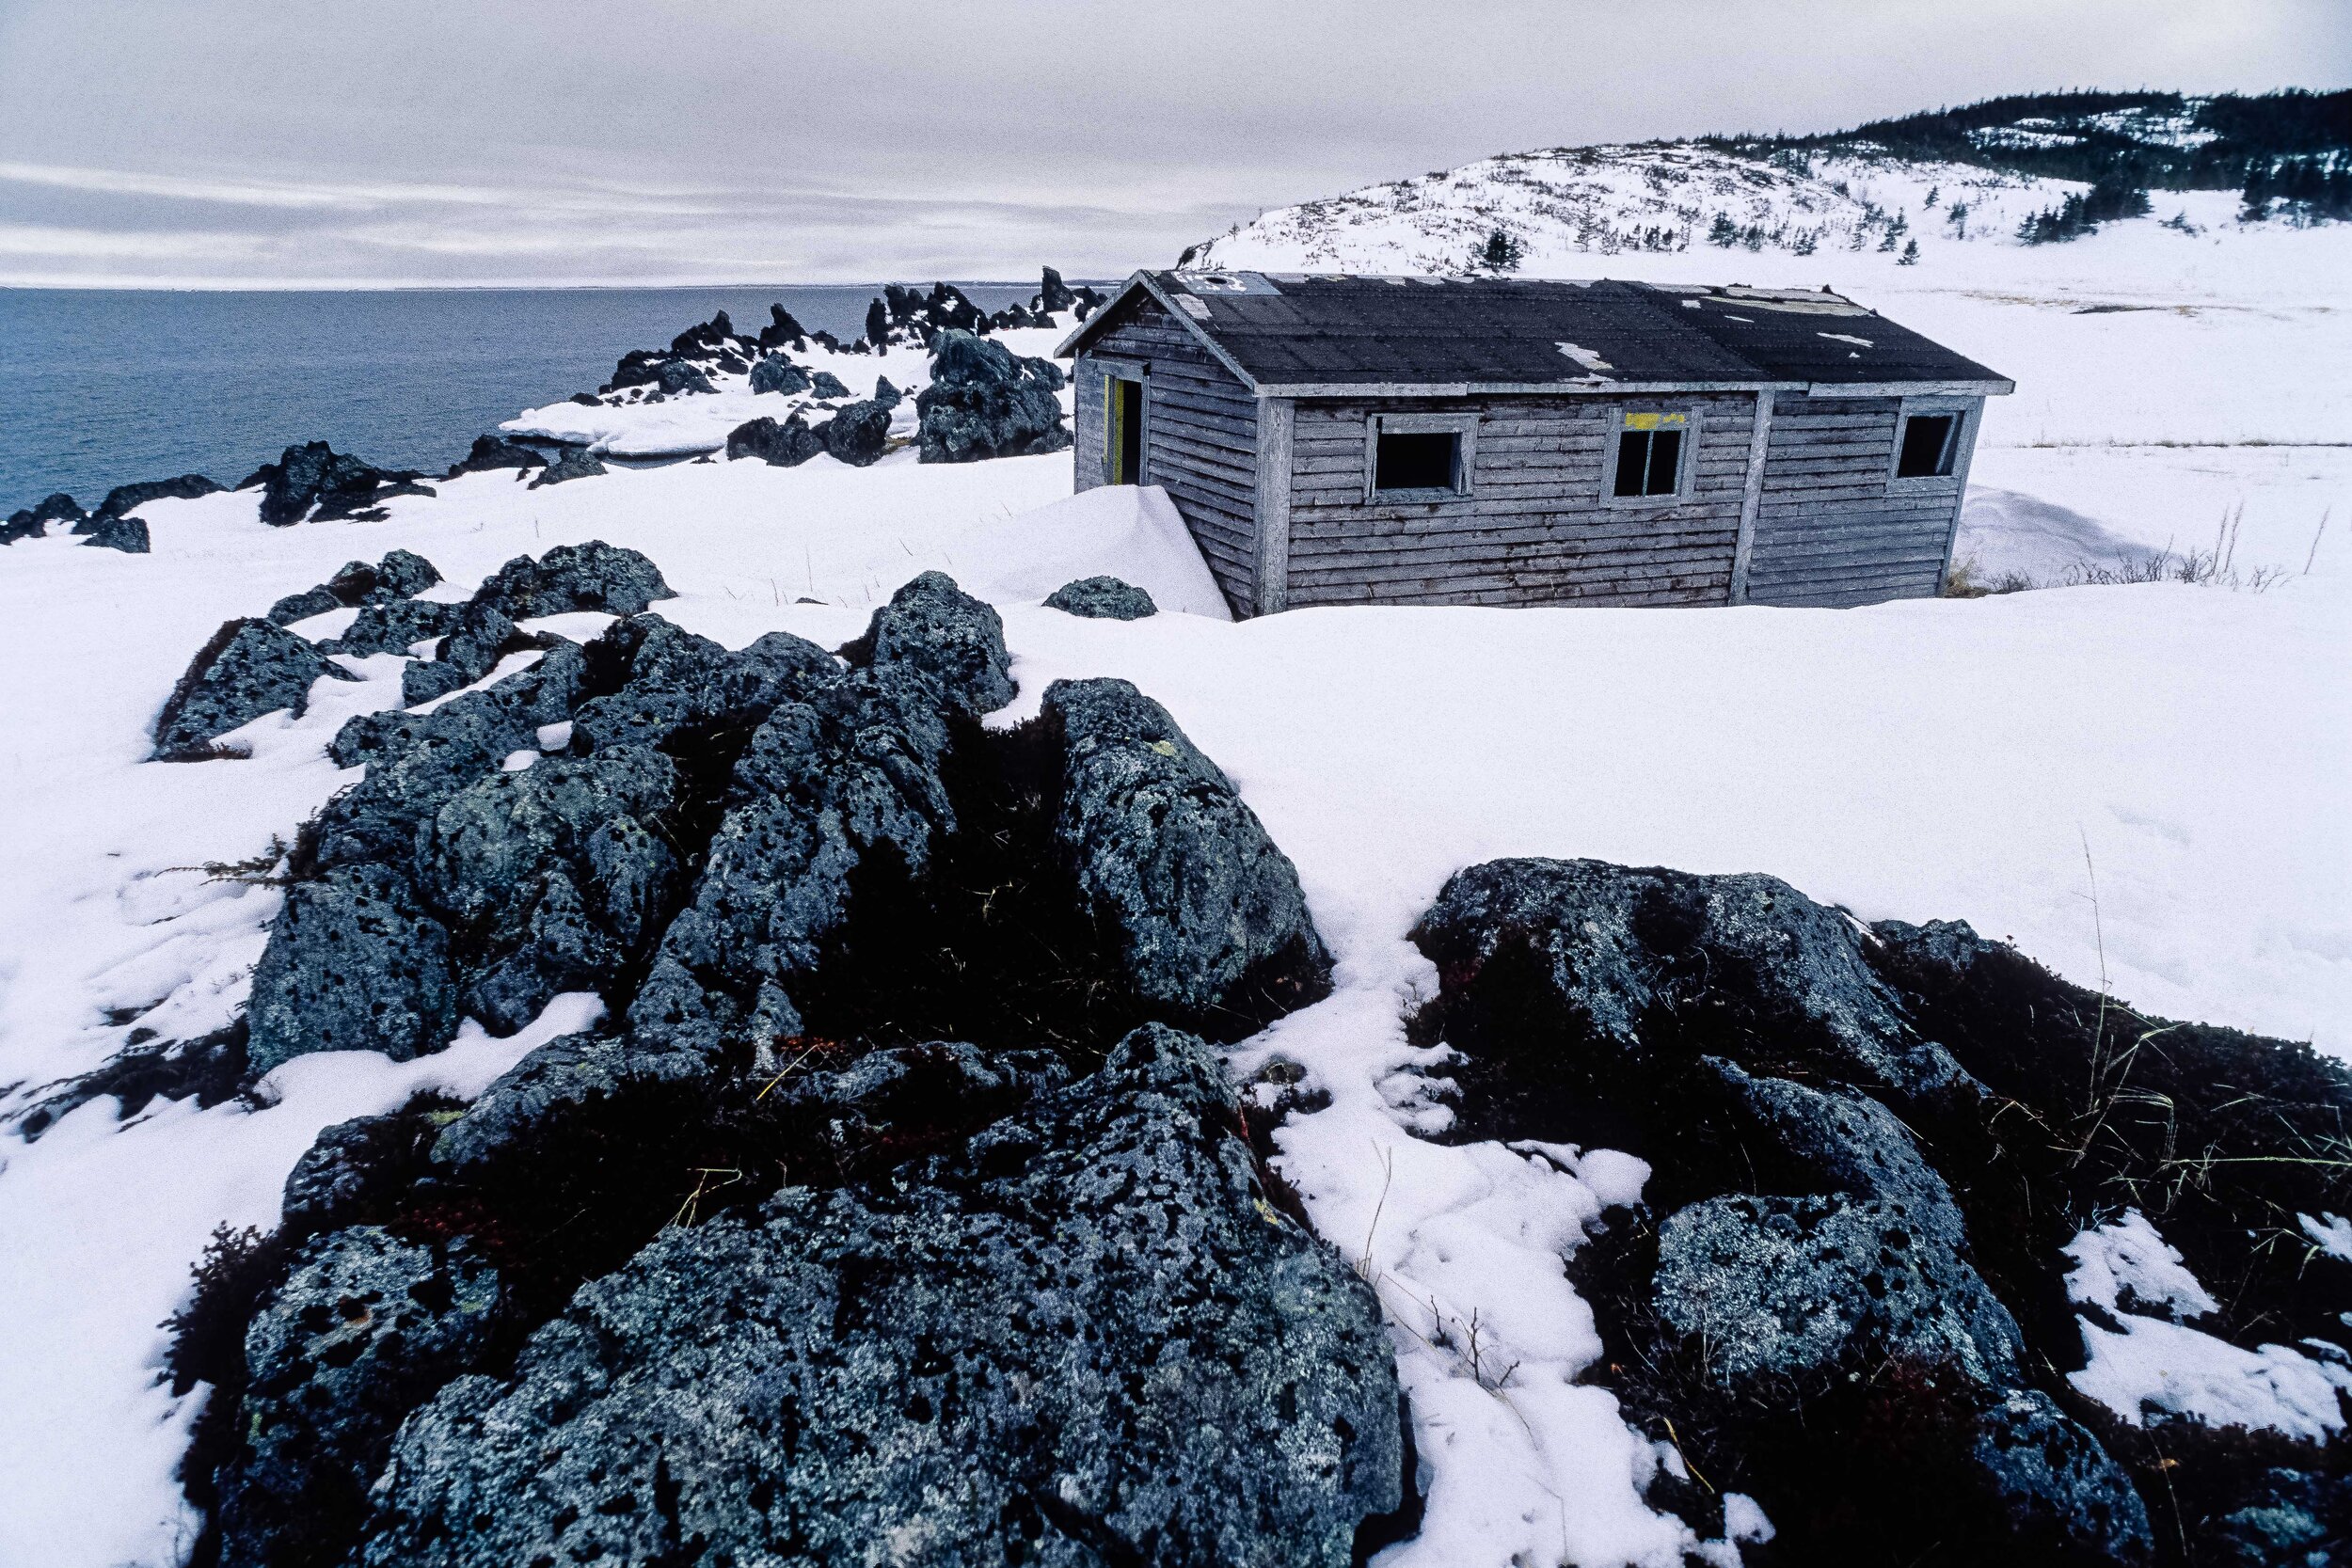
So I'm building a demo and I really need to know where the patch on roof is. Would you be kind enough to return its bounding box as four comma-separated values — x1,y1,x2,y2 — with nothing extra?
1818,333,1875,348
1556,342,1616,374
1173,270,1282,296
1703,286,1872,317
1173,295,1213,321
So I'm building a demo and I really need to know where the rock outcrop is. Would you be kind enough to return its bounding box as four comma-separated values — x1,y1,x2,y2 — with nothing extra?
820,397,893,466
724,413,824,467
268,549,444,626
443,434,546,479
1045,575,1157,619
2,491,82,543
916,329,1072,462
86,472,223,523
240,442,436,526
151,617,358,760
524,443,606,488
747,353,811,395
78,515,151,552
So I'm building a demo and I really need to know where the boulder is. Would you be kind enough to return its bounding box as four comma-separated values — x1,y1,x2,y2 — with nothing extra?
915,328,1072,463
443,435,545,479
1965,1390,2155,1563
318,598,463,657
1037,264,1077,313
756,304,808,351
724,413,823,467
656,359,716,396
151,618,358,760
209,1227,501,1568
747,353,810,395
1045,575,1157,619
400,601,529,707
242,442,434,527
87,472,222,522
415,745,683,1032
470,540,675,619
565,616,839,755
818,398,892,466
525,444,606,489
80,515,151,553
1041,677,1332,1037
279,1113,438,1240
264,585,343,626
2,491,82,543
245,864,459,1073
841,569,1015,716
807,369,851,400
355,1025,1401,1568
332,548,441,603
864,297,888,349
2205,1467,2352,1566
871,374,902,408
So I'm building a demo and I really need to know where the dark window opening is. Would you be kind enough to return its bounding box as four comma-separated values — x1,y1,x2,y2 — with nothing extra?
1896,413,1958,479
1375,431,1460,493
1613,426,1684,498
1107,377,1143,484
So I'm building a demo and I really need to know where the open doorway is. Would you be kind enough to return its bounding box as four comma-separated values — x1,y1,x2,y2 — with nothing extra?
1105,376,1144,484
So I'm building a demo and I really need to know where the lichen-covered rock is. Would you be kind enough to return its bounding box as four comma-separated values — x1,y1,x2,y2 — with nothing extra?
872,373,902,408
915,328,1073,463
747,353,811,395
3,491,82,543
1653,1192,2024,1388
416,745,682,1032
842,569,1015,716
1046,575,1157,619
443,433,546,478
210,1227,501,1568
79,514,151,553
1412,858,1979,1111
264,585,343,626
1703,1058,1969,1243
358,1025,1401,1568
245,865,458,1073
1965,1390,2154,1564
1041,678,1330,1038
151,617,358,760
399,600,529,707
657,358,717,396
241,442,434,526
87,471,221,522
320,597,463,657
808,369,851,400
466,540,674,622
279,1113,439,1240
525,444,606,488
333,548,442,602
819,397,892,466
2206,1467,2352,1566
566,616,838,755
725,411,825,467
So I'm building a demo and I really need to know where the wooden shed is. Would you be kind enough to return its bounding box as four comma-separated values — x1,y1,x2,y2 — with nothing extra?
1057,271,2013,614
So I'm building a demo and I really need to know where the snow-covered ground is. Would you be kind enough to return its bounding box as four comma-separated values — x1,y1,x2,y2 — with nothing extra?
0,176,2346,1566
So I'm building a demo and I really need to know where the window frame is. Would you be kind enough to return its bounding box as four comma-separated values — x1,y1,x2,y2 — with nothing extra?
1601,406,1701,508
1363,411,1479,504
1886,396,1975,492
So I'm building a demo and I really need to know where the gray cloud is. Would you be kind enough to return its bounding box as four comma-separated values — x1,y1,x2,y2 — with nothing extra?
1,0,2344,285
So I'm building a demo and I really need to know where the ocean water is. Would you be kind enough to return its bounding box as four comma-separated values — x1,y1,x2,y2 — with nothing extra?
0,283,1051,515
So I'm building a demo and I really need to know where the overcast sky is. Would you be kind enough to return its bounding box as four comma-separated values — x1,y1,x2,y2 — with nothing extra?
1,0,2344,288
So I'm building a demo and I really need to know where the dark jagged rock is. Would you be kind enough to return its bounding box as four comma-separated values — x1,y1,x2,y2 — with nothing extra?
746,353,810,395
818,398,892,466
669,310,737,357
416,745,683,1032
1073,282,1107,319
151,618,358,760
471,540,675,620
209,1227,501,1568
841,569,1015,716
656,359,716,396
3,491,82,543
566,616,839,756
1967,1391,2155,1563
1037,264,1077,313
357,1025,1401,1568
280,1113,440,1240
525,444,605,489
333,548,441,603
872,373,901,408
915,328,1073,463
1046,575,1157,619
756,303,808,351
443,434,545,479
241,442,435,527
1041,678,1331,1038
318,597,463,657
864,296,889,349
400,601,531,707
566,391,602,406
88,472,222,522
724,412,823,467
807,369,851,400
80,515,151,552
1653,1192,2024,1387
246,864,458,1074
264,585,343,626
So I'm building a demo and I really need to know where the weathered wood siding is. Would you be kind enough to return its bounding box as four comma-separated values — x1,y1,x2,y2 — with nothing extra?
1742,393,1978,607
1280,393,1758,608
1070,293,1260,612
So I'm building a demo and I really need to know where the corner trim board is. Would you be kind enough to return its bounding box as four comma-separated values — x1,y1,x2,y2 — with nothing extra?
1253,396,1295,616
1729,389,1774,603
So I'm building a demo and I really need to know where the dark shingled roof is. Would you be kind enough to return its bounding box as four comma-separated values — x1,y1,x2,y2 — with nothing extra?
1066,271,2011,393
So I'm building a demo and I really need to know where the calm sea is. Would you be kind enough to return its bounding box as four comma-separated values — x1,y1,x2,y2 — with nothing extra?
0,283,1054,514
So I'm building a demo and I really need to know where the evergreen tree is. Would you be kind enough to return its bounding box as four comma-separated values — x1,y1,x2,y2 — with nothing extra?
1899,238,1921,265
1707,213,1740,246
1477,228,1525,271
